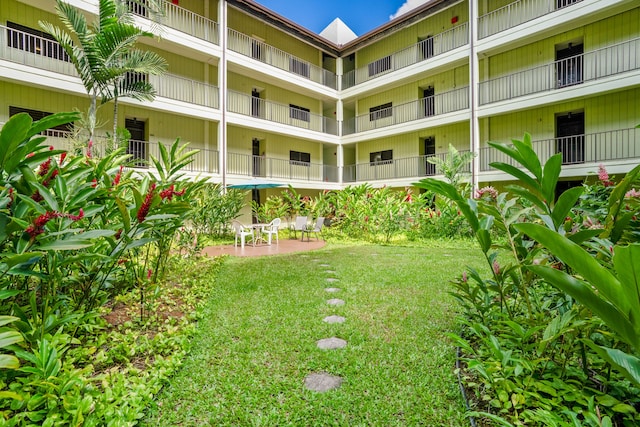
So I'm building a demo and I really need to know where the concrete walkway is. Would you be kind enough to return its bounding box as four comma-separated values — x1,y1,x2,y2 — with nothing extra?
201,236,326,258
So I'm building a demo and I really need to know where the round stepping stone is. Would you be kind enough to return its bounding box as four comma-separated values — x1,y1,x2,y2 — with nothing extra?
319,263,330,267
327,298,345,306
325,287,341,293
326,278,339,283
316,337,347,349
324,270,336,274
323,315,346,324
304,372,343,392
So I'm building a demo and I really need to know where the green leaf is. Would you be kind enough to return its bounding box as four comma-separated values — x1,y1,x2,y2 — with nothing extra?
37,239,93,251
552,186,583,229
0,330,24,348
0,355,20,370
0,253,42,270
0,315,20,327
540,154,562,206
612,245,640,325
27,112,79,140
584,341,640,387
0,114,31,171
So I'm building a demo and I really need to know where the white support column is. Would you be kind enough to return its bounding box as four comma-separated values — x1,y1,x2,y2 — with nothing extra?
336,56,344,183
469,0,480,196
219,0,228,187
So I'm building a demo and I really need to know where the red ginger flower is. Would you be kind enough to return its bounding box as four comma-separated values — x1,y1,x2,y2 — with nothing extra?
113,165,124,187
598,164,614,187
87,140,93,159
37,158,51,177
25,209,84,238
160,184,186,201
137,183,156,222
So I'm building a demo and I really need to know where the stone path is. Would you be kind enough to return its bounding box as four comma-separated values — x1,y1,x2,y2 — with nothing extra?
303,260,347,393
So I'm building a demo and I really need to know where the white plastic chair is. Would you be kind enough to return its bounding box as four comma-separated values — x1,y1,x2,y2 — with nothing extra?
290,216,307,239
301,217,325,241
262,218,281,245
232,220,254,248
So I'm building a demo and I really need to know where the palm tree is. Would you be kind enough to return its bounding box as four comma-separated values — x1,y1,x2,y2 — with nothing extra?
40,0,167,148
427,143,475,192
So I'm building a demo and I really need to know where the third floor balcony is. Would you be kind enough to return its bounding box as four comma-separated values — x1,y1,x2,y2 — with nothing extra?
341,23,468,90
479,37,640,106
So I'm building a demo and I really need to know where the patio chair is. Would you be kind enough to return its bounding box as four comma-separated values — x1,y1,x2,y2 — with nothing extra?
301,216,325,242
232,220,254,248
262,218,281,245
290,216,307,239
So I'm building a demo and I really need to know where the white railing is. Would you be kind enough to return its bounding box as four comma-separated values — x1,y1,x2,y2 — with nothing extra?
0,25,77,76
479,127,640,171
478,0,583,39
227,90,339,135
343,151,471,183
226,152,339,183
128,0,219,44
150,73,219,109
342,87,469,135
342,23,469,89
479,38,640,105
227,29,337,89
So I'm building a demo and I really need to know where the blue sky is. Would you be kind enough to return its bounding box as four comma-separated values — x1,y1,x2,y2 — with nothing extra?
255,0,430,36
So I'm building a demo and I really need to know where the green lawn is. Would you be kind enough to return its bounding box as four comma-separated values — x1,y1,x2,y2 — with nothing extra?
142,242,486,426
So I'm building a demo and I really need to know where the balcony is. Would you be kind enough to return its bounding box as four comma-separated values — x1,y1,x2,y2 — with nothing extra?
479,127,640,172
343,87,469,135
46,131,220,174
150,73,219,109
343,151,471,183
479,38,640,105
478,0,583,39
128,0,219,45
227,153,339,183
341,23,468,90
227,29,337,89
227,90,338,135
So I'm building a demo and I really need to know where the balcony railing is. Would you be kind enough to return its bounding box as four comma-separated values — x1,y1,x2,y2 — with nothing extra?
479,38,640,105
150,73,219,109
478,0,583,39
342,87,469,135
128,0,219,45
479,127,640,171
227,90,339,135
227,29,337,89
226,152,339,183
1,25,77,76
45,131,220,174
343,151,471,183
342,23,469,89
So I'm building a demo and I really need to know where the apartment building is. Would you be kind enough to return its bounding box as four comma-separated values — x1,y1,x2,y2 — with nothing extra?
1,0,638,205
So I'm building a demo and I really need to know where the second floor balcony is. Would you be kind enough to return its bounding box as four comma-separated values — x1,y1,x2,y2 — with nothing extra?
227,152,339,183
227,90,338,135
342,23,468,90
479,37,640,105
343,87,469,136
479,127,640,172
227,29,337,89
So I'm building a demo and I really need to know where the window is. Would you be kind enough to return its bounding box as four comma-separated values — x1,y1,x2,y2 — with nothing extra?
9,106,72,136
369,103,392,121
368,55,391,77
419,36,434,60
290,150,311,166
251,39,264,61
289,58,310,78
6,22,69,62
370,150,393,165
289,105,310,122
556,43,583,88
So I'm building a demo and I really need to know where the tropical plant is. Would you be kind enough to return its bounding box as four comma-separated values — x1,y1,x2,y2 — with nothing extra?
427,143,475,194
39,0,167,144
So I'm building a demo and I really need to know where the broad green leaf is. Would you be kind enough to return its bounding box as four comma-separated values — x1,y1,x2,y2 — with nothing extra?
552,186,583,229
37,239,93,251
0,114,31,170
612,245,640,325
517,223,627,315
0,390,22,400
584,341,640,387
490,162,539,192
0,315,20,327
0,253,42,269
567,229,601,245
27,112,79,139
0,330,24,348
541,154,562,207
0,291,21,301
0,355,20,370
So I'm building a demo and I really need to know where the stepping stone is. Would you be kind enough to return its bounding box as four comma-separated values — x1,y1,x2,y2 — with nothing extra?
324,270,336,274
304,372,343,392
323,315,346,324
325,287,341,293
319,263,330,267
327,298,345,306
316,337,347,349
326,278,339,283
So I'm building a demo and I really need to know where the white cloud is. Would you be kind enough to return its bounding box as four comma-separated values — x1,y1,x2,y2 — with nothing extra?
389,0,432,20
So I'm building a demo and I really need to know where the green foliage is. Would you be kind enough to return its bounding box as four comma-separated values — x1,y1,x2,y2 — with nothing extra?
416,133,640,425
190,184,245,237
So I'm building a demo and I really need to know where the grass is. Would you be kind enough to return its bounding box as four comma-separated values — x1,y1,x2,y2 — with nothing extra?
142,241,487,426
